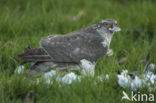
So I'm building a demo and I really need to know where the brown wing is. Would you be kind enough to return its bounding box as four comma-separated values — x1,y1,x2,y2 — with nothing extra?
40,28,107,63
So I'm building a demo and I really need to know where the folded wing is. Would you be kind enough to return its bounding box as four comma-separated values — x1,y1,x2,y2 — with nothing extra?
40,30,107,63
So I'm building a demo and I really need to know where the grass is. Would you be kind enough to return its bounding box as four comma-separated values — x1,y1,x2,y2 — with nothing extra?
0,0,156,102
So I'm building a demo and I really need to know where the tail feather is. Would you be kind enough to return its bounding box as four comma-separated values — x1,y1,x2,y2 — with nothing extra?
17,48,52,62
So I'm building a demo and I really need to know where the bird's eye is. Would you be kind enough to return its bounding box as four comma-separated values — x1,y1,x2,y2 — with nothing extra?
104,23,109,27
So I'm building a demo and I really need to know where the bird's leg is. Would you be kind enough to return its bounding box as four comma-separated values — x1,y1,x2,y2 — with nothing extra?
107,49,113,56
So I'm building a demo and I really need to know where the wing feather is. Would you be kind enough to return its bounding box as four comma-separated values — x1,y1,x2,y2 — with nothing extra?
40,27,108,63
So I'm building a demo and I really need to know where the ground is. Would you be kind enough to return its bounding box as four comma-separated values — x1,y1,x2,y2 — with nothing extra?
0,0,156,103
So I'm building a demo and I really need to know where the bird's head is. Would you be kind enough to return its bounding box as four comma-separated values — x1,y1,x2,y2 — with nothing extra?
96,19,121,35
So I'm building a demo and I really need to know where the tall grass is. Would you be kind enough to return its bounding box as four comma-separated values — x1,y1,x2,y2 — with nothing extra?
0,0,156,102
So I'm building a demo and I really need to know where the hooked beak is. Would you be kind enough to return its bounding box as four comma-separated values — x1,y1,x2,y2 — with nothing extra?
108,26,121,32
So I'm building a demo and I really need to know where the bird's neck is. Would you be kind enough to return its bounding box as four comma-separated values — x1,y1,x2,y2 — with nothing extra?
97,29,113,47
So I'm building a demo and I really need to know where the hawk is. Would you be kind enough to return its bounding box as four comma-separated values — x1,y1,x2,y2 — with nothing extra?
17,19,121,76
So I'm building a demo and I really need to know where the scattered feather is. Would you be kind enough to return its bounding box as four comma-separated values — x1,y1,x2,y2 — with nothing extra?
148,64,155,72
43,70,56,84
16,58,155,92
15,65,25,74
96,74,109,82
80,59,95,77
108,27,121,32
61,72,81,84
43,70,56,79
117,67,156,91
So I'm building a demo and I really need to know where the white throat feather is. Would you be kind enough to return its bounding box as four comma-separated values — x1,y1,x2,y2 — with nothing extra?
96,28,113,47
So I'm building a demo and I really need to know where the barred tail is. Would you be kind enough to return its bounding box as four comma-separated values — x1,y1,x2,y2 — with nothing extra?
17,48,51,62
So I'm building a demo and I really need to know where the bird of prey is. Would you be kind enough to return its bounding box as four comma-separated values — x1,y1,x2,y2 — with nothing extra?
17,19,121,76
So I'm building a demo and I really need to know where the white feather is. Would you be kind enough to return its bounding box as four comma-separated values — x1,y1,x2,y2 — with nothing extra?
80,59,95,77
15,65,25,74
62,72,81,84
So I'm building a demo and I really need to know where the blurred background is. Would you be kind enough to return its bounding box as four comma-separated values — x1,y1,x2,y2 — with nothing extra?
0,0,156,102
